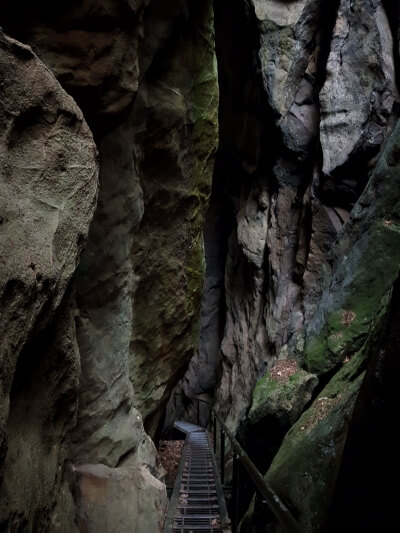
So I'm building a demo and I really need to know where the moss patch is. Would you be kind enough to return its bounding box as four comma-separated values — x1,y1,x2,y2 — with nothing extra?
249,364,318,426
259,286,393,532
304,222,400,374
264,349,366,532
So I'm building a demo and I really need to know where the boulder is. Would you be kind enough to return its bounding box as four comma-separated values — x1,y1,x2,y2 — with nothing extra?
0,29,98,528
248,363,318,427
73,463,167,533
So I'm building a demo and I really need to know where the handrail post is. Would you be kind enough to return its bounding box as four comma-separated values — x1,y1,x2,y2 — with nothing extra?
232,453,239,533
213,412,217,454
220,426,225,485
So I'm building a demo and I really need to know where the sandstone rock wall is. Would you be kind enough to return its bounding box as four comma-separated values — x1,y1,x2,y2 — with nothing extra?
0,0,217,530
181,0,399,432
172,1,399,529
0,30,98,529
1,0,400,531
241,119,400,532
180,0,398,530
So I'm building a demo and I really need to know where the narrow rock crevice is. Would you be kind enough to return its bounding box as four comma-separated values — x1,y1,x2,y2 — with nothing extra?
1,1,400,532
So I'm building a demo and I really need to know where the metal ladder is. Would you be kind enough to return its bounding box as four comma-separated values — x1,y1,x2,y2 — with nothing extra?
163,421,231,533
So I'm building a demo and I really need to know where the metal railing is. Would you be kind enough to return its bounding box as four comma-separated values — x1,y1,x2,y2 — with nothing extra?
212,409,301,533
171,394,301,533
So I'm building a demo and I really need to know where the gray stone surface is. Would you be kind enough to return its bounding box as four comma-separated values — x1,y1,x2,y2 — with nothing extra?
0,29,98,529
127,0,219,437
1,1,400,531
248,369,319,427
210,0,399,436
0,1,218,528
73,463,167,533
320,0,397,175
71,120,156,469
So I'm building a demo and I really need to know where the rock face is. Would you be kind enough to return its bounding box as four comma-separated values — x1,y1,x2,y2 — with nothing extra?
208,0,399,430
320,0,396,175
1,0,400,531
72,0,218,467
0,0,218,530
172,1,400,531
73,463,167,533
0,0,151,136
241,259,396,532
327,276,400,533
128,0,218,436
241,348,367,533
0,30,98,529
301,119,400,376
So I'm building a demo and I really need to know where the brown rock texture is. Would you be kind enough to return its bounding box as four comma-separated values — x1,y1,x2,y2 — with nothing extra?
73,463,167,533
0,29,98,529
0,0,151,136
207,0,399,432
1,0,400,531
1,0,217,530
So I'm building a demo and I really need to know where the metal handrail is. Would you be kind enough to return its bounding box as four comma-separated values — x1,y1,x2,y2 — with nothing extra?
212,409,301,533
170,393,300,533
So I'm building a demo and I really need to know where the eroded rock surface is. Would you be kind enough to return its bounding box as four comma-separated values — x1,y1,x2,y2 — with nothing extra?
128,0,218,437
0,30,98,529
1,0,400,531
211,1,400,525
209,0,399,433
172,2,400,530
320,0,397,175
302,118,400,376
0,0,217,529
72,1,218,467
73,463,167,533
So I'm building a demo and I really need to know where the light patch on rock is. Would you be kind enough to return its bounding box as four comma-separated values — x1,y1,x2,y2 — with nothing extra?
320,0,397,174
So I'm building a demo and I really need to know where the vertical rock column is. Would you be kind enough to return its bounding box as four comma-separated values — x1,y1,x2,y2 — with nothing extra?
128,0,219,437
0,30,98,530
213,0,398,433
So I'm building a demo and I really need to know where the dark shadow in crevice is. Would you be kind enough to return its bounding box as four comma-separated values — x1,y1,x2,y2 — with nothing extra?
381,0,400,94
327,274,400,533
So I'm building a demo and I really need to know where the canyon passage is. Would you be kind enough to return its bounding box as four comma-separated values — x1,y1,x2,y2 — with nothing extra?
0,1,400,532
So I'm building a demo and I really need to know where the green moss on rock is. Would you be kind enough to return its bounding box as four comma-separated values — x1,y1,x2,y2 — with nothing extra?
302,119,400,376
304,222,400,375
249,369,318,426
252,373,279,400
262,351,366,532
251,287,393,533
